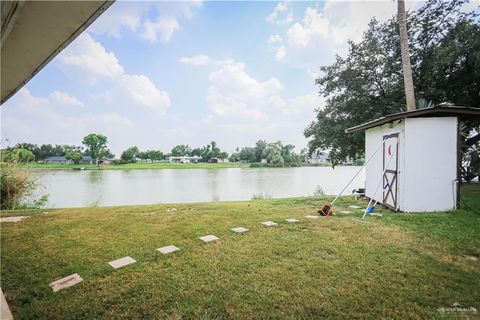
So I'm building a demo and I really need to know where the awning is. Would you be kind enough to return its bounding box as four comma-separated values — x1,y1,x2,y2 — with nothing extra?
1,0,114,104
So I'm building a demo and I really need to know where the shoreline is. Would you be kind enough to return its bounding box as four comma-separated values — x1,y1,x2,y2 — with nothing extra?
25,162,336,171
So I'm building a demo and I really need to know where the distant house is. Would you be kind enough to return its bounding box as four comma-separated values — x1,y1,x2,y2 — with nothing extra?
168,156,201,163
45,155,93,165
45,156,68,164
306,152,330,164
79,156,93,164
98,157,113,165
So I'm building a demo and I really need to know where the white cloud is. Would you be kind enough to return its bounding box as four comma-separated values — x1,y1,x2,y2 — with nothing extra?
270,1,419,73
179,54,235,67
89,1,202,43
48,91,85,108
116,74,171,114
266,2,293,25
179,54,211,66
276,46,286,61
268,34,283,45
206,61,284,121
1,88,134,154
88,2,143,38
82,112,134,128
281,93,325,115
141,17,180,43
462,0,480,13
58,33,124,83
56,33,170,114
286,8,329,47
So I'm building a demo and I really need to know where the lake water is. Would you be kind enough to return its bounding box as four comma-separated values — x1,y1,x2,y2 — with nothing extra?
36,166,365,208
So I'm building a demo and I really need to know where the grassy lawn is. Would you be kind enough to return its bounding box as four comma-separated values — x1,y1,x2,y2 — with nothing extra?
27,162,247,170
1,185,479,319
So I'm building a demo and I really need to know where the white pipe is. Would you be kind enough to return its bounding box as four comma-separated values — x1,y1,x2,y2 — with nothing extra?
362,137,399,220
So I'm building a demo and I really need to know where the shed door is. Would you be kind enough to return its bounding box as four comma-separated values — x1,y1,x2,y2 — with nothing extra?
383,133,399,210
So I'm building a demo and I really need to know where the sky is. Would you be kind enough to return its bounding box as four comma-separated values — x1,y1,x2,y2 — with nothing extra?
2,0,476,156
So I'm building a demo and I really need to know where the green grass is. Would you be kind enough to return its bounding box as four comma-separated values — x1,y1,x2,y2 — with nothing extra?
27,162,247,170
1,185,479,319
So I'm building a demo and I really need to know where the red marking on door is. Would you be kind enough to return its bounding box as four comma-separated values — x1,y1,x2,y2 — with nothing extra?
388,145,392,156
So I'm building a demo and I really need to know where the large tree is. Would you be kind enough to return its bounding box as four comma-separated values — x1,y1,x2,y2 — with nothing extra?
120,146,139,162
305,0,479,164
65,150,82,164
82,133,109,165
171,144,191,157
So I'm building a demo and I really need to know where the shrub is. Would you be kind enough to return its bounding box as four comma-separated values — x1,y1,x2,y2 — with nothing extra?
111,159,132,165
0,162,48,210
312,185,326,197
251,192,272,200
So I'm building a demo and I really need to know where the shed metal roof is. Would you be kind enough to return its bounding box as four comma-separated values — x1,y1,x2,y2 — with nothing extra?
345,106,480,133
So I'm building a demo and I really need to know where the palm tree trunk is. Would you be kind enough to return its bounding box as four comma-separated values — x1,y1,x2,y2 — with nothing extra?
397,0,416,111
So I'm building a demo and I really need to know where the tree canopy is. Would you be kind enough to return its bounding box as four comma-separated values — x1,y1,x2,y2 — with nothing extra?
65,150,83,164
305,0,480,164
229,140,303,167
171,145,192,157
82,133,111,163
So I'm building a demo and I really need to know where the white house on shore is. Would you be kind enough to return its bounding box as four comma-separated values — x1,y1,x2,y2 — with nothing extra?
345,105,480,212
168,156,201,163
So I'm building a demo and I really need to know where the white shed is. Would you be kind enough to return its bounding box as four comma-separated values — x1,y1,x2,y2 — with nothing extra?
346,106,480,212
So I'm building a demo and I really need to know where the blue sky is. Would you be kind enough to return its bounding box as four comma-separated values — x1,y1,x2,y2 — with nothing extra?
3,0,462,156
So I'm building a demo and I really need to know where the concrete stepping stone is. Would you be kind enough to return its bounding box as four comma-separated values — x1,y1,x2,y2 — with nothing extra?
231,227,249,233
1,288,13,320
348,205,361,209
339,211,352,214
199,235,219,243
261,221,278,227
157,245,180,254
285,218,299,223
49,273,83,292
108,256,136,269
305,215,320,219
0,216,29,223
465,255,478,262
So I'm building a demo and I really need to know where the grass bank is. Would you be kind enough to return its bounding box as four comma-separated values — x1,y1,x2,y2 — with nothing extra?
27,162,247,170
1,185,479,319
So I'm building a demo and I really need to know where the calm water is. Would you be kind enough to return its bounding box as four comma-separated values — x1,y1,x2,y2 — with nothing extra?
36,166,365,208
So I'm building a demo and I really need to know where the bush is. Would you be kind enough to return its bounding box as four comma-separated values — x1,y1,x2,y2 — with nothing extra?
354,158,365,166
0,162,48,210
312,185,326,197
111,159,133,165
251,192,272,200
